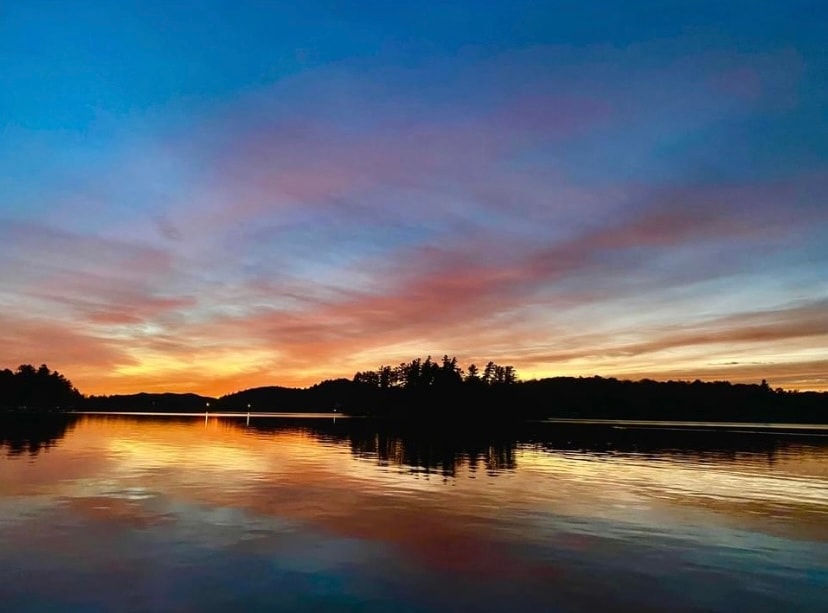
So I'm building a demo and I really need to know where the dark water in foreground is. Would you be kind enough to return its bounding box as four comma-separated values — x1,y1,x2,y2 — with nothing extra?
1,414,826,612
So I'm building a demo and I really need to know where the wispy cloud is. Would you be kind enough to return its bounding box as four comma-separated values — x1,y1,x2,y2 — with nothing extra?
1,10,826,393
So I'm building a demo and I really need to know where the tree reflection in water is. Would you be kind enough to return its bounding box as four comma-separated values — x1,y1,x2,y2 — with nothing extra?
2,412,822,473
245,418,825,477
245,418,518,477
0,414,79,457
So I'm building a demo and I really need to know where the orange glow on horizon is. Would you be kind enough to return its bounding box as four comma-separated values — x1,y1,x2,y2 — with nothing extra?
65,355,828,397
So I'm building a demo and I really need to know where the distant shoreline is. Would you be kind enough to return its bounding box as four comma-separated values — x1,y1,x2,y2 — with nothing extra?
538,417,828,433
21,411,825,434
3,361,827,424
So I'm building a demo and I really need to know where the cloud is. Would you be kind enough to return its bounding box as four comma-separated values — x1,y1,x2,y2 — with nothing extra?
2,166,824,394
0,35,824,394
140,192,823,394
603,299,828,359
507,299,828,389
154,215,183,241
620,360,828,391
30,272,196,326
0,313,136,373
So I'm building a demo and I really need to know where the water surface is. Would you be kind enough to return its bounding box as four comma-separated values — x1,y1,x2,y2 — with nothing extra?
1,414,826,612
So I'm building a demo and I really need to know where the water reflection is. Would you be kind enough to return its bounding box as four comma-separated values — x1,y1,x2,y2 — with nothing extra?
1,414,826,612
245,416,827,477
0,413,79,456
247,418,519,477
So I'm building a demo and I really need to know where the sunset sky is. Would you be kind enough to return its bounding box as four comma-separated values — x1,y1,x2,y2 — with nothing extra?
1,1,827,395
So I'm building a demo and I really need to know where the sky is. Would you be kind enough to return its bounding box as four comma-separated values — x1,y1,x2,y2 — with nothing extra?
1,1,827,395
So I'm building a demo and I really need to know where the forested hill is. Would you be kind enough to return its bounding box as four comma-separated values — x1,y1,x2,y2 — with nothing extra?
217,379,353,412
84,392,217,412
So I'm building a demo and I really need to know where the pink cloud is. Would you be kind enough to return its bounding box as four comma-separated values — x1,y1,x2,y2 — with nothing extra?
0,313,136,375
30,272,196,327
162,88,613,230
147,174,825,373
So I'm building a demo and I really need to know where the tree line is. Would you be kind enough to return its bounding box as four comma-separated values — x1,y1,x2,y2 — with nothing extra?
1,359,826,423
349,358,827,422
353,355,517,389
0,364,82,411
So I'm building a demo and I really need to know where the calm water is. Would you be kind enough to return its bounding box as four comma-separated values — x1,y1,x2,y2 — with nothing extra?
1,415,827,612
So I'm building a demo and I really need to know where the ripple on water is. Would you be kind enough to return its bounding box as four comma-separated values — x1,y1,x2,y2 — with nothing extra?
1,415,826,613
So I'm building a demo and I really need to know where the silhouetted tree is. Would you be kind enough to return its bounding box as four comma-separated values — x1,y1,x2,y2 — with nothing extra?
353,370,380,387
482,361,495,385
379,365,395,389
434,355,463,388
0,364,82,411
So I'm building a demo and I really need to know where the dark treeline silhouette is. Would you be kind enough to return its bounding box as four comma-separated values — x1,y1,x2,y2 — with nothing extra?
85,392,217,412
509,376,828,423
0,364,82,411
2,358,827,423
218,379,354,412
354,355,517,389
346,356,828,423
344,355,522,417
214,356,520,415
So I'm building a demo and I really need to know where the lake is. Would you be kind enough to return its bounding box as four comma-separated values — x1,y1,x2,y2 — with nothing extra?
1,414,826,612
